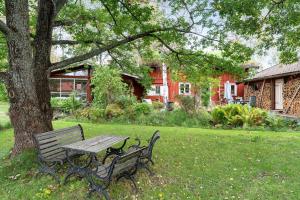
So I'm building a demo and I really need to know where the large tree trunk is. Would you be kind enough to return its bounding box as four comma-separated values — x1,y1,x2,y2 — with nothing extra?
5,0,53,156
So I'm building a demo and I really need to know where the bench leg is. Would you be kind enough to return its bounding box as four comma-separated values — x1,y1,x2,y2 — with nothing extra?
37,164,60,184
88,181,110,200
117,173,138,192
139,162,155,176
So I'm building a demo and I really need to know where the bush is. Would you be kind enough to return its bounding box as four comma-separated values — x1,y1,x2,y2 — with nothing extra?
211,104,269,128
105,104,124,119
115,95,137,109
133,103,152,115
51,94,83,113
74,107,105,122
176,95,196,113
152,101,164,110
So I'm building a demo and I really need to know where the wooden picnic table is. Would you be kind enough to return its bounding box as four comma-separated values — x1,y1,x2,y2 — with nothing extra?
62,135,129,184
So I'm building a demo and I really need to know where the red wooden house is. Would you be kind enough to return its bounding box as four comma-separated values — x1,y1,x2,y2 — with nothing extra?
144,64,193,103
49,64,144,103
210,64,259,105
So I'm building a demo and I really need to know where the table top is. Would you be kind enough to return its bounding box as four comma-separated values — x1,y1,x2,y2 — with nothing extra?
62,135,129,153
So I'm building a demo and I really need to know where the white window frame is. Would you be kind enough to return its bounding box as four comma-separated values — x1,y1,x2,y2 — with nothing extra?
179,82,191,95
224,82,238,96
147,85,161,96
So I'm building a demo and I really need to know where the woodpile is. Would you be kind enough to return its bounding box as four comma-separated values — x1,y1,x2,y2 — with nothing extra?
244,82,272,110
283,77,300,116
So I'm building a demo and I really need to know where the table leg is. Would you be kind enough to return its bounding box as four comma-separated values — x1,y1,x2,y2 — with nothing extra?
64,150,96,185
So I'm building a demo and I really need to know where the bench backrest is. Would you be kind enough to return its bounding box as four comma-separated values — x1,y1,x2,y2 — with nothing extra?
145,130,160,160
107,147,145,179
34,125,84,161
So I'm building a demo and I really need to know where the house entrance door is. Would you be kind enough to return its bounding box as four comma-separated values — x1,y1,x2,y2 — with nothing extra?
275,79,284,110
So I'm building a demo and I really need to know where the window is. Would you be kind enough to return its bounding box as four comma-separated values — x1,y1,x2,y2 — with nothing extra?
147,85,161,96
155,86,160,95
179,82,191,95
228,83,237,96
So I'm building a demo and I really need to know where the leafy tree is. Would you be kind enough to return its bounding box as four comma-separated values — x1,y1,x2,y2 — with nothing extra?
0,0,257,155
214,0,300,63
92,67,129,107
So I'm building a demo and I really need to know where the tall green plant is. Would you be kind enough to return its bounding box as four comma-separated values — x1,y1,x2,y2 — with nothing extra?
92,67,129,108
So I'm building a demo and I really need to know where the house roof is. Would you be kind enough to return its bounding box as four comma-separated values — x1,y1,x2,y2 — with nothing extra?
51,64,141,80
246,61,300,82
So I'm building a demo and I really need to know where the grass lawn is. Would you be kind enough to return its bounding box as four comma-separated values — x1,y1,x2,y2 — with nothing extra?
0,101,9,125
1,121,300,199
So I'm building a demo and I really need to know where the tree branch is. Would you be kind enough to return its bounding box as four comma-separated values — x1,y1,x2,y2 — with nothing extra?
100,0,118,26
49,27,177,71
0,20,11,38
53,0,68,16
52,39,105,46
53,20,74,27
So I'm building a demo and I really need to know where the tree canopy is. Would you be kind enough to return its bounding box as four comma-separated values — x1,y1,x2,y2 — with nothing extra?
214,0,300,63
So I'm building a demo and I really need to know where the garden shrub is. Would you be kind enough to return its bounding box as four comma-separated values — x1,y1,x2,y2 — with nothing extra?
133,103,152,115
115,95,137,109
51,93,83,113
152,101,164,110
74,107,105,122
92,67,129,107
176,95,196,113
105,104,124,119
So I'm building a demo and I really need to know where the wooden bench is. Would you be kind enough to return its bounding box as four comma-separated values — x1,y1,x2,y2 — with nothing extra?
87,147,146,199
129,130,160,175
34,124,85,182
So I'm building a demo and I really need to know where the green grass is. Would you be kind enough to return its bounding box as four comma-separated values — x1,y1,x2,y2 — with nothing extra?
0,101,9,125
1,121,300,199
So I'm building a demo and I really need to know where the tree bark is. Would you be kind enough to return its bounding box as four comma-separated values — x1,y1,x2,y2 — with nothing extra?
5,0,53,156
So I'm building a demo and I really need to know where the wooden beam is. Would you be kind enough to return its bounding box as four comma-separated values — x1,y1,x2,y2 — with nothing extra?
270,79,275,110
258,79,266,107
284,84,300,114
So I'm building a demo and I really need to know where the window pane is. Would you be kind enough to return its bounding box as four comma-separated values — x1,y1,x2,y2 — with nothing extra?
155,86,160,95
231,85,235,95
180,84,185,94
185,84,190,94
61,79,74,92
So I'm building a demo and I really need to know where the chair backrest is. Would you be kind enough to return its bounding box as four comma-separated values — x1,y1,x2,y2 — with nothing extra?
34,125,84,161
145,130,160,160
107,147,145,179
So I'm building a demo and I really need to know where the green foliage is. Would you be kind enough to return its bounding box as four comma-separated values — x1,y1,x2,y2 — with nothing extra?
176,95,196,114
74,107,105,122
115,95,137,109
0,83,7,102
152,101,164,110
214,0,300,64
105,104,124,119
133,103,152,116
92,67,129,108
51,94,83,113
211,104,284,129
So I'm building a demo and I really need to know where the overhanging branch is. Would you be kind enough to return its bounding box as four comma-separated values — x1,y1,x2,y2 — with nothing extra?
52,39,104,46
49,27,177,71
